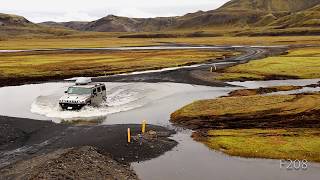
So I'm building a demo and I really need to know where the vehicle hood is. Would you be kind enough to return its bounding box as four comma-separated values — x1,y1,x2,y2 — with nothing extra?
59,94,91,102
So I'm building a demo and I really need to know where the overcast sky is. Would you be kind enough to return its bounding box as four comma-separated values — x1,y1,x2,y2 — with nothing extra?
1,0,230,22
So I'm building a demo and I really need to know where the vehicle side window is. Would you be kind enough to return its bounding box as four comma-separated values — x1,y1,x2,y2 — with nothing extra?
102,85,106,91
93,88,97,94
97,87,101,92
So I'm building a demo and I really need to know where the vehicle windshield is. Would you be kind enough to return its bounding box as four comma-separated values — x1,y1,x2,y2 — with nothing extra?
67,87,92,95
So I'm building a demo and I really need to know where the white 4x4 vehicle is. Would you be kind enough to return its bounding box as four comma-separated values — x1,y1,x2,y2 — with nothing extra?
59,78,106,110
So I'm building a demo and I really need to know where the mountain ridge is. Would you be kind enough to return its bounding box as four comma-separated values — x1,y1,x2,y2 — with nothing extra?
219,0,320,12
1,0,319,35
67,0,320,32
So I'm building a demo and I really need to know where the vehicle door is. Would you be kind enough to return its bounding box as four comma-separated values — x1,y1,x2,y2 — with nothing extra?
91,88,99,106
96,86,103,104
101,85,106,100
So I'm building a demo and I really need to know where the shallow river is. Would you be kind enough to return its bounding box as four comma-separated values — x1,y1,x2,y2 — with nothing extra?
0,79,319,180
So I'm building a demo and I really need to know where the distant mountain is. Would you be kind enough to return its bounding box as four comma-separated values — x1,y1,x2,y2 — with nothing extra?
0,13,76,38
0,13,34,26
63,0,320,32
39,15,177,32
1,0,320,36
39,21,88,31
176,0,320,29
81,15,177,32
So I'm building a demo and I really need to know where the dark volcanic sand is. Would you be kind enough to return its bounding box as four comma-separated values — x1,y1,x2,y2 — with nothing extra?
0,146,139,180
0,116,177,170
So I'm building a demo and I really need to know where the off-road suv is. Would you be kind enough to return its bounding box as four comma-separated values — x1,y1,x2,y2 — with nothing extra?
59,78,106,110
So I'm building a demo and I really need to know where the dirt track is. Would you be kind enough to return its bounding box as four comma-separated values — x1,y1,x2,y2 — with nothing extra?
0,45,289,88
94,46,287,86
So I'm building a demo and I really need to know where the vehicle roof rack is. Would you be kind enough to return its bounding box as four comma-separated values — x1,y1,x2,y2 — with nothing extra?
75,77,92,85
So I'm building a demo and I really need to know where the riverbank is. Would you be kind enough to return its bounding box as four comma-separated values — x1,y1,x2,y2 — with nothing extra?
0,116,177,179
170,84,320,161
193,128,320,162
171,93,320,129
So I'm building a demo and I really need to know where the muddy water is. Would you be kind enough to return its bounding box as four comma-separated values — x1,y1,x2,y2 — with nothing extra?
101,80,320,180
0,46,225,53
228,79,320,88
0,80,319,180
0,82,233,121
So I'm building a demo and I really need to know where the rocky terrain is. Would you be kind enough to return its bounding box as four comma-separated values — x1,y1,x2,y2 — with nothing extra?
0,146,139,180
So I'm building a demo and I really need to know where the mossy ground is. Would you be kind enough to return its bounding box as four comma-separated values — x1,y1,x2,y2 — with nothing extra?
227,85,303,97
2,35,320,50
0,49,231,79
172,93,320,161
196,128,320,162
171,93,320,119
217,47,320,81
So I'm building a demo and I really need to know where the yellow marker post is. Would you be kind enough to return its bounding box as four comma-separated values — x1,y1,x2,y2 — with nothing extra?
142,120,146,134
210,67,213,72
127,128,131,143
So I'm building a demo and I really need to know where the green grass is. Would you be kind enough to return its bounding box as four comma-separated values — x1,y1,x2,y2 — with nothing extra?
0,36,159,50
228,85,303,96
0,49,231,79
2,35,320,50
199,128,320,162
171,94,320,120
217,47,320,81
172,92,320,161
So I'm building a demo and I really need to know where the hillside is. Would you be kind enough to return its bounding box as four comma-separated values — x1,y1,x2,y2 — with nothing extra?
219,0,320,12
82,15,177,32
40,21,88,31
0,13,33,26
176,0,320,29
1,0,319,35
270,4,320,28
0,13,77,38
58,0,320,32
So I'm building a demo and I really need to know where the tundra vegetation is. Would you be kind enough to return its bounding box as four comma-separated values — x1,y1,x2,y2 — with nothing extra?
171,92,320,162
227,85,303,97
2,35,320,50
194,128,320,162
171,93,320,121
0,49,233,80
217,47,320,81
